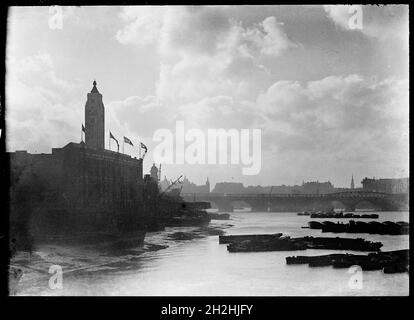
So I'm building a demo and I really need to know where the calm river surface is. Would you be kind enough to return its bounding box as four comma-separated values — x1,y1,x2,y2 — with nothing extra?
13,211,409,296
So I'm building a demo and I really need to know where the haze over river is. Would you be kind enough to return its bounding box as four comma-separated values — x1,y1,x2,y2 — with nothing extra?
12,211,409,296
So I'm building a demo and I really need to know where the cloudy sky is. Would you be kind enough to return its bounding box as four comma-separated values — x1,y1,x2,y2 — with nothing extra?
6,5,409,188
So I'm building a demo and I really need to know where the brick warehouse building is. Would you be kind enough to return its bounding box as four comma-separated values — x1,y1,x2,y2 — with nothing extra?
9,81,148,234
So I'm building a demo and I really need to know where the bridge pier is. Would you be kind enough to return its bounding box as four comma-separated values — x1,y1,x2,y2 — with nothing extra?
216,202,233,212
344,204,356,212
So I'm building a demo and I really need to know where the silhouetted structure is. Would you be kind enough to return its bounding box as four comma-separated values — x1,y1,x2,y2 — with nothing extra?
9,81,147,240
292,181,335,195
85,80,105,149
361,177,409,194
181,177,210,193
211,181,336,195
212,182,245,194
150,163,159,181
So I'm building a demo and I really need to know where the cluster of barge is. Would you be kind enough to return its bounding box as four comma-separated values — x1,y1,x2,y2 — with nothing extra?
306,220,409,235
302,212,379,219
286,249,409,273
219,233,283,244
207,213,231,220
219,208,408,274
219,234,383,252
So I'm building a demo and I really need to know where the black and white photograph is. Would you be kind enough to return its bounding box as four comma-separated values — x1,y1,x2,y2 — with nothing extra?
2,4,409,299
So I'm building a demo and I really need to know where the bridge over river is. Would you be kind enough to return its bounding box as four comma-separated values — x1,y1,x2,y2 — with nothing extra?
181,191,409,212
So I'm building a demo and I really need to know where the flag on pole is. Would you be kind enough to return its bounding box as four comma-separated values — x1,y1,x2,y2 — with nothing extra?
124,136,133,146
109,131,119,152
140,142,148,153
110,131,119,144
81,124,86,142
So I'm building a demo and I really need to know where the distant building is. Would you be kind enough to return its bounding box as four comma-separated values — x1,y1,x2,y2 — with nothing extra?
181,177,210,194
243,185,296,194
361,177,409,194
211,182,245,194
210,180,337,195
150,163,159,181
292,181,335,195
351,175,355,189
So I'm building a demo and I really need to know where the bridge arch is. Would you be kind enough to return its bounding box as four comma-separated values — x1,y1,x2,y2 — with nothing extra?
330,200,347,211
206,201,219,210
230,200,252,211
353,200,381,211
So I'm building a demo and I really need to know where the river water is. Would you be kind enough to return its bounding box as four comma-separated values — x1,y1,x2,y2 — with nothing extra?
12,211,409,296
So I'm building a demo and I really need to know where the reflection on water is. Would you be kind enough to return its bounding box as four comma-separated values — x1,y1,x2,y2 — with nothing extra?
12,211,409,296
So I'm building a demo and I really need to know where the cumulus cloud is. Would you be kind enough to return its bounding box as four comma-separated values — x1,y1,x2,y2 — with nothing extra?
106,95,173,140
6,53,83,152
113,6,408,182
257,75,409,170
116,6,296,59
116,6,296,103
8,53,78,93
116,6,165,46
178,96,260,130
323,5,408,42
106,72,409,181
